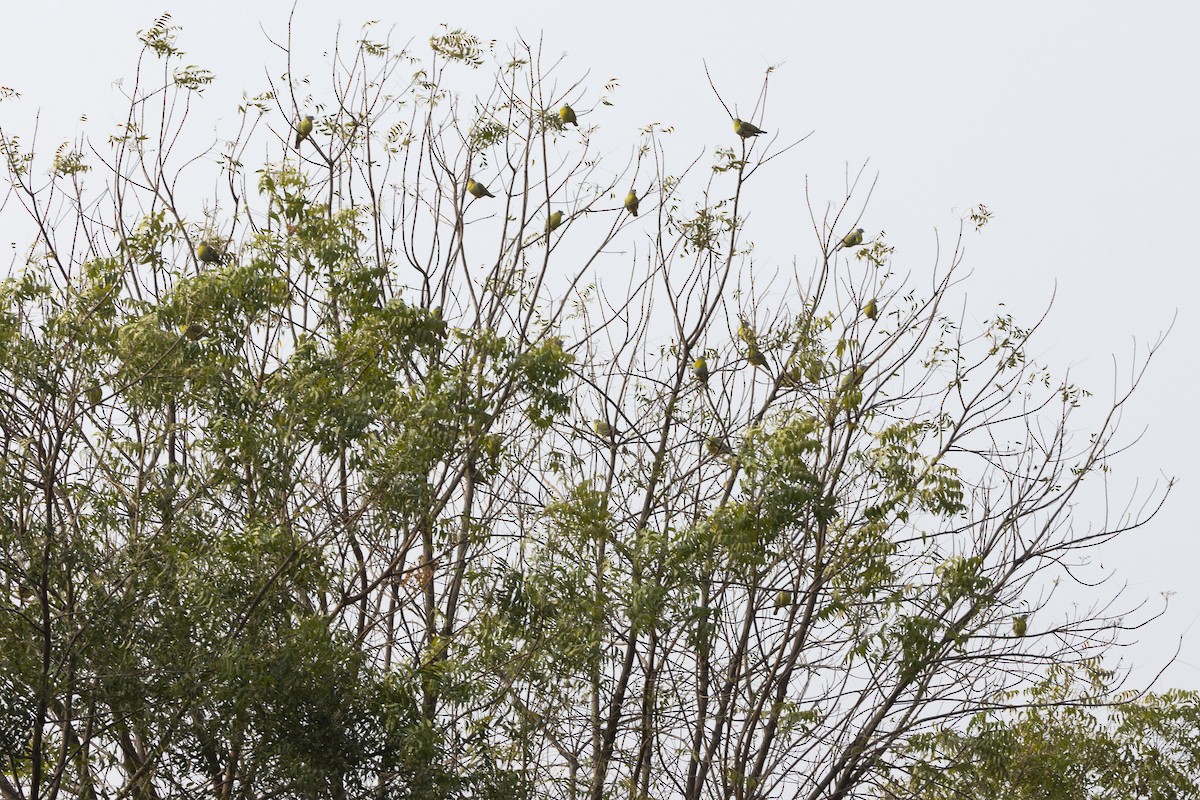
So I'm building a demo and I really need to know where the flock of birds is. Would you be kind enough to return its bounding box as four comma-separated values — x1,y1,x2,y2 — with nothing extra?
197,106,866,263
460,103,863,244
187,109,876,462
177,109,1034,639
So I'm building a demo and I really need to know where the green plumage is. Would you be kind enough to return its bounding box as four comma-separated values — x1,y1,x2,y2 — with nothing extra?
705,436,734,458
737,318,756,346
838,228,865,250
692,357,710,385
840,365,866,392
625,189,639,216
467,178,494,198
180,322,209,341
559,104,578,127
295,115,314,147
545,210,564,233
196,242,223,264
733,118,766,138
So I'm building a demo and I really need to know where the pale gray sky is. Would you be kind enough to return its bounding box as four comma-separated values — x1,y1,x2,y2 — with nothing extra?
4,1,1198,688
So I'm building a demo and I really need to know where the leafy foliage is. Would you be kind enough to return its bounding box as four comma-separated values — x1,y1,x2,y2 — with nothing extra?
0,17,1171,800
891,669,1200,800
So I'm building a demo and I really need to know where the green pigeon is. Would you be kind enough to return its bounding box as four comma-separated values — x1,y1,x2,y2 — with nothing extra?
180,322,209,341
733,118,766,138
737,318,756,346
839,365,866,392
84,383,102,406
545,210,564,233
837,228,865,250
692,357,710,385
431,306,447,338
559,104,578,127
746,344,768,369
705,435,734,458
196,242,223,264
1012,615,1028,638
773,590,792,613
624,189,639,217
467,177,494,198
862,298,878,321
593,419,614,439
295,115,314,147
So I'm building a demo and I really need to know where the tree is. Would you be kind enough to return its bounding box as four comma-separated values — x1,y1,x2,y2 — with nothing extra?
0,15,1176,800
888,665,1200,800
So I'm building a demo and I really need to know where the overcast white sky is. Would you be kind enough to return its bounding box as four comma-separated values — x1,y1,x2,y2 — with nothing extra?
3,1,1198,689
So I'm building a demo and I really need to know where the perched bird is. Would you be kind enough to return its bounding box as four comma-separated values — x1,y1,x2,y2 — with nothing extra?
705,435,734,458
624,189,639,217
862,298,878,321
773,590,792,613
180,322,209,341
593,419,614,439
1012,615,1028,638
545,210,564,233
839,365,866,392
467,177,494,199
737,318,756,346
295,115,314,147
692,357,710,386
733,118,766,138
559,104,578,127
746,345,768,369
196,242,223,264
481,433,504,460
84,383,102,406
837,228,865,250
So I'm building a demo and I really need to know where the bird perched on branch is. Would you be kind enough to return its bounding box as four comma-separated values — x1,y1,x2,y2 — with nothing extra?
746,344,768,370
545,210,564,233
196,242,224,264
559,104,578,127
295,115,314,147
839,365,866,392
737,318,756,347
467,178,494,198
692,357,710,386
862,298,878,321
593,419,615,439
625,189,639,217
837,228,865,250
1012,615,1028,637
773,590,792,614
733,118,766,138
180,322,209,341
705,435,734,458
